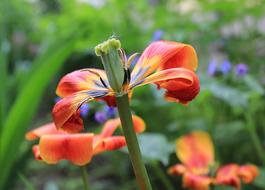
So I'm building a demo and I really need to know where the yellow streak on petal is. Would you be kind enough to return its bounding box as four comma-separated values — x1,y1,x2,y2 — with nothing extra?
176,131,214,175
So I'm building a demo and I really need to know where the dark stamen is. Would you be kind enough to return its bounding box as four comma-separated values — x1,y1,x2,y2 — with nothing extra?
122,68,131,86
100,77,108,88
123,68,128,85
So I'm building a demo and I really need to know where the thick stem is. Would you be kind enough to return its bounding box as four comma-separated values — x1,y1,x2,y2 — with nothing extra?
115,93,153,190
80,166,89,190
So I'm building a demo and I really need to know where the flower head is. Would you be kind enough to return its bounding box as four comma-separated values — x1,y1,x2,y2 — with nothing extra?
94,111,107,123
235,63,248,76
207,59,217,76
168,131,258,190
207,58,232,77
220,59,232,74
152,29,164,41
104,106,117,118
80,103,90,118
53,39,200,132
25,115,145,166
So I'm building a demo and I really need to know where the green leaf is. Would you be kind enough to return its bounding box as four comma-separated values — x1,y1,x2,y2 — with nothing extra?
208,82,248,108
0,37,76,189
244,75,265,95
0,39,8,128
138,133,174,165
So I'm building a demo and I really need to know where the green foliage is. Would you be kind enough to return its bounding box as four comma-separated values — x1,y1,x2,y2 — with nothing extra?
138,133,174,165
254,168,265,188
1,0,265,189
0,37,76,189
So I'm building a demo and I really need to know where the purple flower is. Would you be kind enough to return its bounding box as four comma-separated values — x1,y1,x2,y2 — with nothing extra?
104,106,116,118
54,97,61,103
207,59,217,76
152,29,164,41
94,111,107,124
220,59,232,74
80,104,90,118
235,63,248,76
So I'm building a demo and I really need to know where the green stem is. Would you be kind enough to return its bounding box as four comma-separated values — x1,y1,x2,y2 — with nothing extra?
244,112,265,166
115,93,152,190
80,166,89,190
151,162,174,190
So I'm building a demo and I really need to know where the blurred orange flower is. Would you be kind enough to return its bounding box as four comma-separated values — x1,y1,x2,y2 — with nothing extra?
168,131,259,190
52,41,200,133
26,115,145,166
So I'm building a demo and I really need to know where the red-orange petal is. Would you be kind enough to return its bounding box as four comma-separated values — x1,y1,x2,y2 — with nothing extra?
168,164,187,176
39,133,94,166
56,69,110,98
25,123,66,140
238,164,259,184
183,172,212,190
215,164,241,189
133,68,200,104
176,131,214,175
131,41,198,86
93,136,126,155
99,118,121,138
52,92,91,133
131,115,146,133
97,95,117,107
99,115,146,138
32,145,42,160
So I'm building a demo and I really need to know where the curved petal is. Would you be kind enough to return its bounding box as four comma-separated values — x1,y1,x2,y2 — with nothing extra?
131,68,200,104
215,164,240,189
238,165,259,184
183,172,212,190
131,41,198,85
56,69,110,98
25,123,66,140
39,133,94,166
99,118,120,138
53,91,108,133
93,136,126,155
32,145,42,161
176,131,214,175
52,93,87,133
168,164,187,176
99,114,146,138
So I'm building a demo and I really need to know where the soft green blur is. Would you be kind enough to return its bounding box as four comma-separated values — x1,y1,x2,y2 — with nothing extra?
0,0,265,189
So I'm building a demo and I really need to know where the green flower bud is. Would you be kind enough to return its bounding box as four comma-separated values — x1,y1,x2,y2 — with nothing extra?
95,38,124,93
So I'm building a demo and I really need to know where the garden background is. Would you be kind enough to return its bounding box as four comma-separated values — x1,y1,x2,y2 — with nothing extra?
0,0,265,189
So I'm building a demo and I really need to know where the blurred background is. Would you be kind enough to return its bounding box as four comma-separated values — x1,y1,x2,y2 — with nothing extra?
0,0,265,189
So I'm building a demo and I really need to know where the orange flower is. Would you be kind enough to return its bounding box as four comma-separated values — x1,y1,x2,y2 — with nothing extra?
168,131,259,190
53,41,200,132
26,115,145,166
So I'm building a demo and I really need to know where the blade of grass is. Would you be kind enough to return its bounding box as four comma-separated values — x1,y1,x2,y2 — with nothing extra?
0,41,8,129
0,37,76,189
18,172,36,190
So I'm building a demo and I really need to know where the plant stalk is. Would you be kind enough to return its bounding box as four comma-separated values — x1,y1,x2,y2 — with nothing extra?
115,93,152,190
151,162,174,190
244,112,265,166
80,166,89,190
